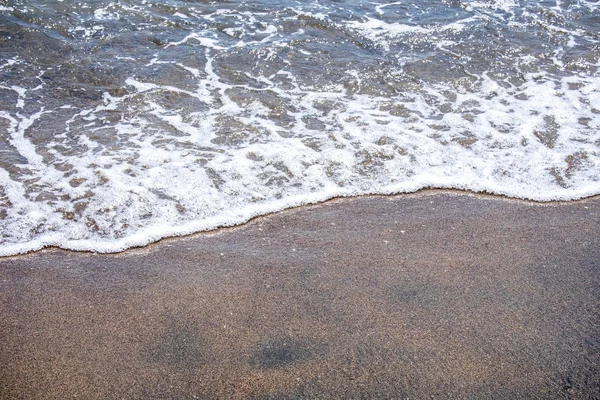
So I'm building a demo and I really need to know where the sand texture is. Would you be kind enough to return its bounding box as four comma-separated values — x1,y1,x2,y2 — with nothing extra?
1,191,599,399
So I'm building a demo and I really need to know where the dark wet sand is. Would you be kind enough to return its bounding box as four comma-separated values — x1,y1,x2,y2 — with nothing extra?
1,190,599,399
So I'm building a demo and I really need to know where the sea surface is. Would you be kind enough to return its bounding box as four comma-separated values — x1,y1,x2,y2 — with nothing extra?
0,0,599,255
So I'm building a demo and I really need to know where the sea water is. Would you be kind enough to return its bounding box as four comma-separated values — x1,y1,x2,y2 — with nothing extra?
0,0,599,255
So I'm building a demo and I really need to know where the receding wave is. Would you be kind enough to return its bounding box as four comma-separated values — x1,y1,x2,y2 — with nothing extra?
0,0,599,255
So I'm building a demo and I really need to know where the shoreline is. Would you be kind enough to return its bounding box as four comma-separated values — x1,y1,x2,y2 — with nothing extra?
1,190,599,398
3,188,600,259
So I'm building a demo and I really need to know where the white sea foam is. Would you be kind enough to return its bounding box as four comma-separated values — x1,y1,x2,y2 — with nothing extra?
347,15,478,52
0,0,599,256
94,7,118,20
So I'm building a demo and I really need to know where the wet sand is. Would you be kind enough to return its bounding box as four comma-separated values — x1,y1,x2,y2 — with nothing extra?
1,190,599,399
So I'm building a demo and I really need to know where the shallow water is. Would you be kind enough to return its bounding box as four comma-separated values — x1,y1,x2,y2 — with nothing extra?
0,0,599,255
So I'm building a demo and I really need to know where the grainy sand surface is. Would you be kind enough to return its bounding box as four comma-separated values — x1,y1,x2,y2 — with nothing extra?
1,191,599,399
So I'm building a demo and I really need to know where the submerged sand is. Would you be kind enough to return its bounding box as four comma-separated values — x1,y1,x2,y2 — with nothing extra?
1,190,599,399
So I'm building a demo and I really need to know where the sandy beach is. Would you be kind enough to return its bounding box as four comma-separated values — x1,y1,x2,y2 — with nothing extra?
1,190,599,399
